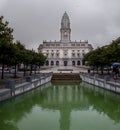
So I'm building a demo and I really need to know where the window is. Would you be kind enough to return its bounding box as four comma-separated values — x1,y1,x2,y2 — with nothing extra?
72,61,75,66
71,44,75,46
64,53,67,56
82,53,85,57
64,50,68,56
46,44,50,46
56,61,59,66
77,61,80,65
46,60,49,66
77,44,80,46
51,53,54,57
77,53,80,57
56,44,60,46
46,53,49,57
64,61,68,66
51,61,54,66
72,53,75,57
51,44,55,46
56,53,59,57
81,43,85,46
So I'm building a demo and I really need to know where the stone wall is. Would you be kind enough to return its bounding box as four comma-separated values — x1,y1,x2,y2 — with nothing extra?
80,73,120,94
0,73,52,102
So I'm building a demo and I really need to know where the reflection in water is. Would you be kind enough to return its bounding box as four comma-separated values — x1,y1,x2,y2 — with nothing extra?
0,82,120,130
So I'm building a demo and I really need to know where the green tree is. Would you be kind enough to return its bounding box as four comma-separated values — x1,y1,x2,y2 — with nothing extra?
0,16,14,79
27,50,46,75
84,37,120,74
9,41,26,78
106,38,120,63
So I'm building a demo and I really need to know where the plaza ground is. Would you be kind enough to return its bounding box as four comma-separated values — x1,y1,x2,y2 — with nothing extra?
0,66,120,89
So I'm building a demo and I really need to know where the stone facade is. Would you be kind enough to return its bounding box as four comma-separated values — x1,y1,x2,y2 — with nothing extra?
38,12,93,66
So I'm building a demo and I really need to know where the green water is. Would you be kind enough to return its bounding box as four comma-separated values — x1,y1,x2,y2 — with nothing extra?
0,82,120,130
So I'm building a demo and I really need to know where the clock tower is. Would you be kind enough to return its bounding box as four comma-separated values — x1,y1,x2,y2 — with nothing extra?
60,12,71,43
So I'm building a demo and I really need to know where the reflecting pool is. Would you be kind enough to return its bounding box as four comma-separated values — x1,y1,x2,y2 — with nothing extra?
0,82,120,130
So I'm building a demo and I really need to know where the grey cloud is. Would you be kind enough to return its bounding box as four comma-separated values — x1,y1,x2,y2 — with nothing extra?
0,0,120,50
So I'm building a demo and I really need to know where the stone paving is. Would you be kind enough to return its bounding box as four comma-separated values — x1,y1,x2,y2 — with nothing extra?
40,66,87,73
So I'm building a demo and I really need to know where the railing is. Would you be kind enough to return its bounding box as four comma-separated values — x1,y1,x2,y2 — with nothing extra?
80,72,120,94
0,72,53,102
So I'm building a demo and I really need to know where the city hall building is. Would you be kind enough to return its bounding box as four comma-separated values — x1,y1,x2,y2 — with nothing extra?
38,12,93,66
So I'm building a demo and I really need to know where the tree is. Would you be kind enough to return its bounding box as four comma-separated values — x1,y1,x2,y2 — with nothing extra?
0,16,14,79
8,41,26,78
106,38,120,63
37,52,46,67
84,37,120,74
26,50,46,75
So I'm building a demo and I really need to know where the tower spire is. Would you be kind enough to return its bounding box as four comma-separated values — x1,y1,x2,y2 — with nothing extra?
60,12,71,42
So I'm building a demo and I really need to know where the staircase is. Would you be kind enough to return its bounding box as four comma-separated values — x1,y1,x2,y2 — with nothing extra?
51,73,81,82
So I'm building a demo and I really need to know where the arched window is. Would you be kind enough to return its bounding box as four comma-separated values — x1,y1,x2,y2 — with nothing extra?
72,61,75,66
56,61,59,66
77,61,80,66
51,61,54,66
46,60,49,66
64,61,67,66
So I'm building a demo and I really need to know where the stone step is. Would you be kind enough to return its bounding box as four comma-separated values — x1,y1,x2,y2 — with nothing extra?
52,73,81,81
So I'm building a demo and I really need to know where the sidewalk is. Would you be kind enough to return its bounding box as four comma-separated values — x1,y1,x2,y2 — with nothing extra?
0,71,26,89
91,73,120,84
0,69,53,88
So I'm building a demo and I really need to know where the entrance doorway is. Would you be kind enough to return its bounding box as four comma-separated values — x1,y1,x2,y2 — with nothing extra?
56,61,59,66
72,61,75,66
64,61,68,66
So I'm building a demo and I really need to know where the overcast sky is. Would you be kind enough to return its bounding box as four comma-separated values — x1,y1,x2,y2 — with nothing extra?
0,0,120,50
